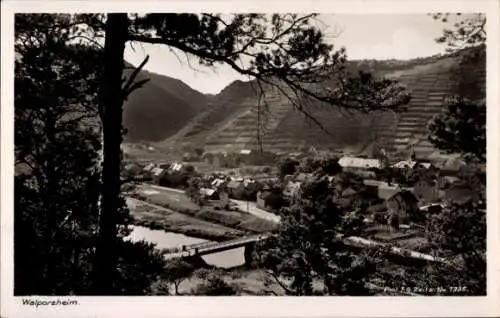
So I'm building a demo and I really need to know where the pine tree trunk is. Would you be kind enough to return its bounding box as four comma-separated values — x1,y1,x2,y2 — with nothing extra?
92,13,129,295
44,109,57,294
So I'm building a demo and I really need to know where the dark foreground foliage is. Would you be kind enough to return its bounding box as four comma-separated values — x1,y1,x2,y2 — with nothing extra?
14,14,165,295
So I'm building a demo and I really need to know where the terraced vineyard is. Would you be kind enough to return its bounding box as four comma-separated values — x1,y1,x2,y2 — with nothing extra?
160,47,485,159
162,80,257,148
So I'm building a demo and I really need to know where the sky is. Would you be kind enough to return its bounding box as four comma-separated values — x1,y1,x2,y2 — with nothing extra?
124,14,454,95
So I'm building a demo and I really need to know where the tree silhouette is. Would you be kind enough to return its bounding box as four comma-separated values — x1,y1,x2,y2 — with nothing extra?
254,175,374,295
428,96,485,163
431,13,486,52
428,13,486,163
14,14,164,295
161,258,197,295
20,13,411,293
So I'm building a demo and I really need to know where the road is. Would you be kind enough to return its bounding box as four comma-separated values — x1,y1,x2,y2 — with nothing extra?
230,199,281,223
143,184,281,223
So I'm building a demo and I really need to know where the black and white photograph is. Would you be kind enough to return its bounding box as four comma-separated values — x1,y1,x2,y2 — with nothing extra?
1,0,499,317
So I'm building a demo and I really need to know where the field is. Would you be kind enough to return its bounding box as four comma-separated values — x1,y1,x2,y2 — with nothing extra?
132,184,278,234
130,199,244,241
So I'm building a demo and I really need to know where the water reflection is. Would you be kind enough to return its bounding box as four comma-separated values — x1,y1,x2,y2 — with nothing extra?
127,226,245,268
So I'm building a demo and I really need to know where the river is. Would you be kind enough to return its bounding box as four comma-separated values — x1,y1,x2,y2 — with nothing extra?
127,225,246,268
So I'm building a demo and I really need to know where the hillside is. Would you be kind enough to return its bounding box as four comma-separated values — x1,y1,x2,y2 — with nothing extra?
122,64,211,142
158,47,486,160
161,79,257,147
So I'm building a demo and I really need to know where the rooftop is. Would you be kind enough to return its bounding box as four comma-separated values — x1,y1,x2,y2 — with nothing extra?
339,156,382,169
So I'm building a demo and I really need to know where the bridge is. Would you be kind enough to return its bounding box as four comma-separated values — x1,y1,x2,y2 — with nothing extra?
173,234,271,259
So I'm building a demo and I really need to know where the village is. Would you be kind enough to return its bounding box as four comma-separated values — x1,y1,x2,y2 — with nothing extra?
123,146,485,242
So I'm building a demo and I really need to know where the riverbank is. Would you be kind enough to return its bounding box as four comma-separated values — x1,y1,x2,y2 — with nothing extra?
128,198,245,242
131,184,278,234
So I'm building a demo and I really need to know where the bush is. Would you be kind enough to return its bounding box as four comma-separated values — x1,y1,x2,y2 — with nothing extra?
278,158,299,178
191,271,239,295
150,279,172,295
162,258,197,295
114,240,167,295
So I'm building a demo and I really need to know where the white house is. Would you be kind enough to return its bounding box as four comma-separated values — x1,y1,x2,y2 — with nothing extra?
339,156,382,170
151,167,164,177
170,162,183,172
392,160,432,169
143,163,155,172
392,160,418,169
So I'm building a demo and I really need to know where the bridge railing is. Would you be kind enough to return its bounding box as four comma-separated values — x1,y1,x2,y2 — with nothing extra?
180,234,271,253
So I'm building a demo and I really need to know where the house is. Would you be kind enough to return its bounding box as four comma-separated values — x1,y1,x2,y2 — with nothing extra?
445,183,481,204
257,186,284,211
363,180,401,200
339,156,382,170
226,180,245,199
212,152,237,168
242,178,255,187
151,167,164,177
392,160,418,169
159,163,172,169
354,170,377,179
419,203,445,214
393,160,432,170
151,167,166,183
385,190,419,223
143,163,155,172
242,180,259,200
237,149,254,165
169,162,183,172
200,188,219,200
420,162,432,169
256,185,272,210
211,178,227,190
437,157,467,175
438,176,461,188
412,178,440,203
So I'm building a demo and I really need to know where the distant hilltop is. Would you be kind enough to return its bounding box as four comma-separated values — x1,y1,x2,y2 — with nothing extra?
122,62,213,142
149,46,485,161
